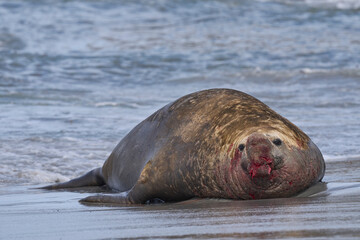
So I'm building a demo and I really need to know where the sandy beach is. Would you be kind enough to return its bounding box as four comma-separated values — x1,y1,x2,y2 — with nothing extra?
1,158,360,239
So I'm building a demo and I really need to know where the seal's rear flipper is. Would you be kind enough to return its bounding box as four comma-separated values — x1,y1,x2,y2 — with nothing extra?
79,184,152,204
80,192,134,205
41,167,105,189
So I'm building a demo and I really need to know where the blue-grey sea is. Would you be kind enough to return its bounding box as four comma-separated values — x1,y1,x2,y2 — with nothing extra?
0,0,360,239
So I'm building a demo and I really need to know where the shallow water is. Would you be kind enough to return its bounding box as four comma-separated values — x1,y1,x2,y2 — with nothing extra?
0,0,360,239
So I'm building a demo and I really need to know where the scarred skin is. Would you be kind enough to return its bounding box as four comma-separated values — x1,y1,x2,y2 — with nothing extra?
43,89,325,204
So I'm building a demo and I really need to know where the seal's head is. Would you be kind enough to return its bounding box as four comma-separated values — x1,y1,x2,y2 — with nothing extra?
233,128,325,199
209,124,324,200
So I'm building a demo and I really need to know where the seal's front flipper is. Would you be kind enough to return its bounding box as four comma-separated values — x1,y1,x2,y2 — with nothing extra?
41,167,105,189
80,192,134,205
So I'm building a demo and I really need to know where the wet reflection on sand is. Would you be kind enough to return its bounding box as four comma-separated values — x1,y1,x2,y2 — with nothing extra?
1,159,360,239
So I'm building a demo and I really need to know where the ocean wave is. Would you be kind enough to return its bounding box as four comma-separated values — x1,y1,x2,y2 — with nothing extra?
0,31,25,51
95,101,141,108
304,0,360,10
258,0,360,10
226,68,360,84
324,154,360,162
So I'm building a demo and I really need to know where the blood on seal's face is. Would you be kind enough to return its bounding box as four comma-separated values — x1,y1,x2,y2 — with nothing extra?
221,130,325,200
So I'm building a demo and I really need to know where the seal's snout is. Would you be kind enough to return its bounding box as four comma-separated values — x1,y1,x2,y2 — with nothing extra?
246,133,274,178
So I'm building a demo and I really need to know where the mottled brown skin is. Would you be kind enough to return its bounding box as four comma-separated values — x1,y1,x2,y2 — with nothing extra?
43,89,325,204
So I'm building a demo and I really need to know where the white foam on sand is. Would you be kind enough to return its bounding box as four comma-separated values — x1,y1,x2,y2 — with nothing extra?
18,169,70,184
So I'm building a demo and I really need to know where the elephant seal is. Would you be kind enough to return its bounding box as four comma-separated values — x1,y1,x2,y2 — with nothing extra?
44,88,325,204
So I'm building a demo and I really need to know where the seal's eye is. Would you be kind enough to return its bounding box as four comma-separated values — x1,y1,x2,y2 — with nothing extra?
273,139,282,146
238,144,245,151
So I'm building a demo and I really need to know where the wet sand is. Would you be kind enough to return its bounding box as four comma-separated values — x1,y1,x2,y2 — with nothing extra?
1,158,360,239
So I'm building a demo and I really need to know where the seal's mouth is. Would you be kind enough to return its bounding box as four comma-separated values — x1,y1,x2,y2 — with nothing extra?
249,156,273,178
243,156,284,177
